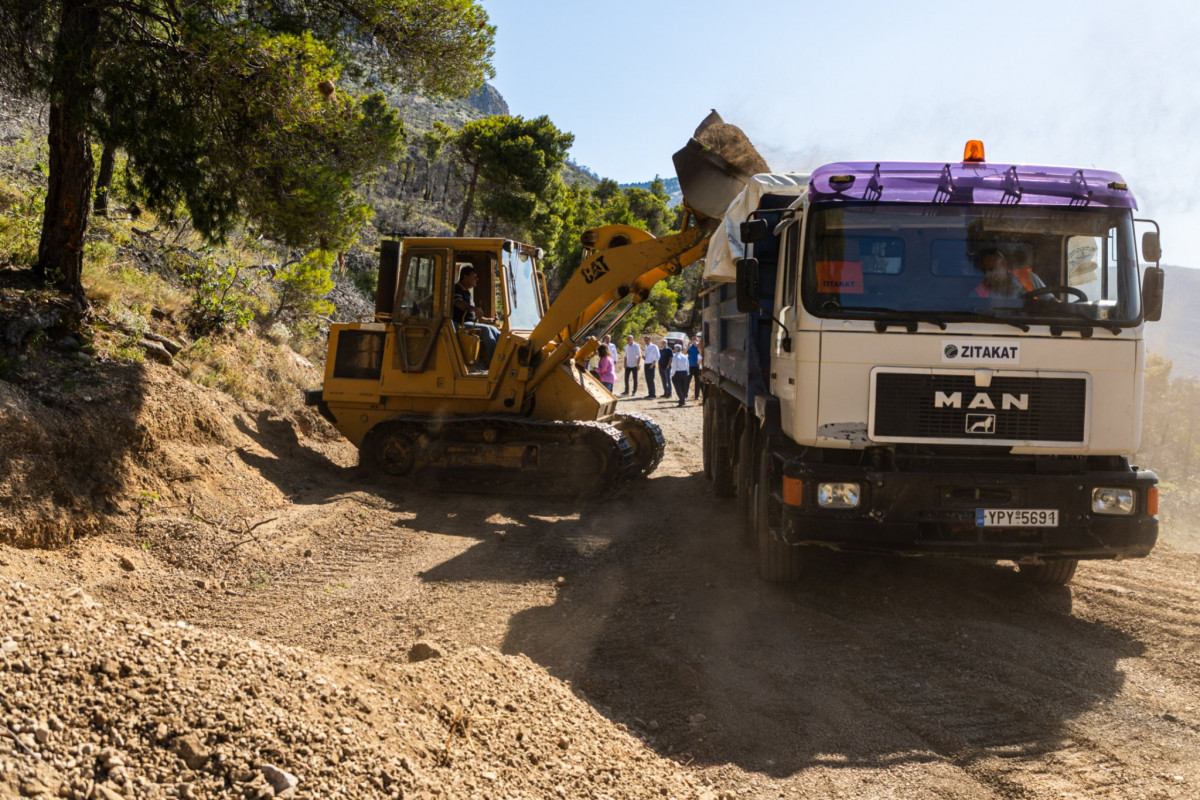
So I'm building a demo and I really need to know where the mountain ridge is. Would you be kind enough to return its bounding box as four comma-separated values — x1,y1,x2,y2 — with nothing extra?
1145,263,1200,378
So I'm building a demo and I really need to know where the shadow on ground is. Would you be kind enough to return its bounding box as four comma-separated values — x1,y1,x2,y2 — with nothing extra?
471,475,1145,779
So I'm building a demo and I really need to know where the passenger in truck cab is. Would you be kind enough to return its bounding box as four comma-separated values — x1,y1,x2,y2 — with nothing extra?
971,247,1046,300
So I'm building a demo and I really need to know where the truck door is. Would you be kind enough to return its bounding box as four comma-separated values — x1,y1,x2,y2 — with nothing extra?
771,222,802,410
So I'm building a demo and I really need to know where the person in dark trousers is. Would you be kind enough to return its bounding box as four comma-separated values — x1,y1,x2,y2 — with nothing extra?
670,344,690,406
622,334,642,395
687,335,702,399
642,335,660,398
658,338,673,399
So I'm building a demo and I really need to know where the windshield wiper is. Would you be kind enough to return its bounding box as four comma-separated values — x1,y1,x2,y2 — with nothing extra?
820,302,1088,334
821,303,949,331
1043,308,1124,336
941,310,1031,332
871,311,949,332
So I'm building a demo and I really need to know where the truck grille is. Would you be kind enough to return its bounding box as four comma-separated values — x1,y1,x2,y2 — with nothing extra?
872,372,1087,443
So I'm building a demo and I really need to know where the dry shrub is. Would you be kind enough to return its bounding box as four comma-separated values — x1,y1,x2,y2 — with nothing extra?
180,331,321,410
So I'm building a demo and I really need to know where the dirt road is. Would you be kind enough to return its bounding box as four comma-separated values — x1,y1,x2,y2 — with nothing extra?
9,391,1200,799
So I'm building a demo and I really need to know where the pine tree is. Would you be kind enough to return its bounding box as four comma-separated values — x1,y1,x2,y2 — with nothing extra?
0,0,495,306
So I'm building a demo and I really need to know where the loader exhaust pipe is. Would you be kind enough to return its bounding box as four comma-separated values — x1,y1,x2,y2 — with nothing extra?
376,239,401,319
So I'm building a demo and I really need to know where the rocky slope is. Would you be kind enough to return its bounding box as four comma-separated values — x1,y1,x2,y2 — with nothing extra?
0,575,713,800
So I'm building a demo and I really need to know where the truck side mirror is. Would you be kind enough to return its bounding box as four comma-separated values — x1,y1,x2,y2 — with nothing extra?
1142,266,1164,322
1142,231,1162,263
736,258,760,313
740,219,770,244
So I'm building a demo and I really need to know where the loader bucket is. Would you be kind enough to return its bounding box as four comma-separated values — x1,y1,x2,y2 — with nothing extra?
672,112,770,219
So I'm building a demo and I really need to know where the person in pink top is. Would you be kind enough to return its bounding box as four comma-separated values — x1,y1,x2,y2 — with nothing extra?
596,344,616,391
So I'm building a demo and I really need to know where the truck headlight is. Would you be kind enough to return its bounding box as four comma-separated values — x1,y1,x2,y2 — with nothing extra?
1091,487,1135,515
817,482,860,508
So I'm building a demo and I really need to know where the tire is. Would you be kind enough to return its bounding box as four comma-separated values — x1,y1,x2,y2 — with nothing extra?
709,394,735,497
702,395,715,479
1018,559,1078,585
736,418,756,547
755,442,804,582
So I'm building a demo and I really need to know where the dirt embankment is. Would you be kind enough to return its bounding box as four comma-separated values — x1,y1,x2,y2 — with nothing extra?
3,354,1200,799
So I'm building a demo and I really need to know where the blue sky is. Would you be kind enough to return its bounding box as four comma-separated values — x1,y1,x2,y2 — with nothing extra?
481,0,1199,267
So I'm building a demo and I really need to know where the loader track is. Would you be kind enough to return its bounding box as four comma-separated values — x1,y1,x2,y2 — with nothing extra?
611,411,666,477
360,415,638,497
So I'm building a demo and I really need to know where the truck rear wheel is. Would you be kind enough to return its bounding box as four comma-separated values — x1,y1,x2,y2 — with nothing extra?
702,396,715,479
756,444,804,582
736,420,756,547
709,393,735,497
1018,559,1078,585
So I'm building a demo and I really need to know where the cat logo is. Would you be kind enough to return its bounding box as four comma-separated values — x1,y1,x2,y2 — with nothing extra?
965,413,996,434
580,255,610,285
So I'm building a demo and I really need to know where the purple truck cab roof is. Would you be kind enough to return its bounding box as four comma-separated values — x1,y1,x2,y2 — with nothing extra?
808,160,1138,210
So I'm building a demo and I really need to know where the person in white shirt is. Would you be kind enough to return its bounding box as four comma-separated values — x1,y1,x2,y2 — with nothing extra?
642,335,660,398
658,338,673,399
670,344,691,406
622,335,642,395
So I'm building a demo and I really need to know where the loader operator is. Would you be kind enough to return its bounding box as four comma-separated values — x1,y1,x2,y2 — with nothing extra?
453,265,499,365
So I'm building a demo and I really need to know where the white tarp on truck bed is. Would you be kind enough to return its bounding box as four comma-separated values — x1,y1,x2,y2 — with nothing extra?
702,173,809,282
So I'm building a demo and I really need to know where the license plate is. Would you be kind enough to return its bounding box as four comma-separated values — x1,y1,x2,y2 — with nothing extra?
976,508,1059,527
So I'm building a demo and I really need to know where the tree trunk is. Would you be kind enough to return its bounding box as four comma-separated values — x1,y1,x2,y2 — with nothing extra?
93,141,116,216
456,160,479,236
36,0,100,307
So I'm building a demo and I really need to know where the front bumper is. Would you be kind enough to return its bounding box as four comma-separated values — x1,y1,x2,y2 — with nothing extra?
778,460,1158,560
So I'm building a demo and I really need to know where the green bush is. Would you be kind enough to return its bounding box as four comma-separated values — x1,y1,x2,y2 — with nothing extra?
181,255,258,336
272,250,335,322
349,264,378,300
0,184,46,267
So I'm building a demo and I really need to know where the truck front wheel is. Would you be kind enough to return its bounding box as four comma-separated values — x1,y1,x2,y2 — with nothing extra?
755,444,804,582
1018,559,1078,585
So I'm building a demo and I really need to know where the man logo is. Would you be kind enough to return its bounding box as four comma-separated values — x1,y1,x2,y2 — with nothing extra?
966,413,996,434
944,344,959,359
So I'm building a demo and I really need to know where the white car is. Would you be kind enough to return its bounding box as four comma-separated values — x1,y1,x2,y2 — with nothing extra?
664,331,689,352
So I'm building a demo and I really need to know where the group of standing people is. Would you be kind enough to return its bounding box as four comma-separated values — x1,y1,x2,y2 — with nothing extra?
593,333,702,407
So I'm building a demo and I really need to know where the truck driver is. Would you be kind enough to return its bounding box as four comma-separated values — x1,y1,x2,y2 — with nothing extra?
972,247,1046,300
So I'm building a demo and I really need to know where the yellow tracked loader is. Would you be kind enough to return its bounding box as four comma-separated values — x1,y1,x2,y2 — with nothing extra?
305,112,761,495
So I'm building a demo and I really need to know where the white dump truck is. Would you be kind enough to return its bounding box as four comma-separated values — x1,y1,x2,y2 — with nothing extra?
683,137,1165,584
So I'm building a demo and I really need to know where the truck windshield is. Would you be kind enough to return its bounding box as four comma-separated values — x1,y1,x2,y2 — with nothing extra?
801,203,1142,326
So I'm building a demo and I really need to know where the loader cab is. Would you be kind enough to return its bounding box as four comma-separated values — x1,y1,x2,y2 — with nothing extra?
317,236,549,445
373,237,546,376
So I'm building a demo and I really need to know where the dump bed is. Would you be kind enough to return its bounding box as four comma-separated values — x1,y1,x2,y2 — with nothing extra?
699,201,782,407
